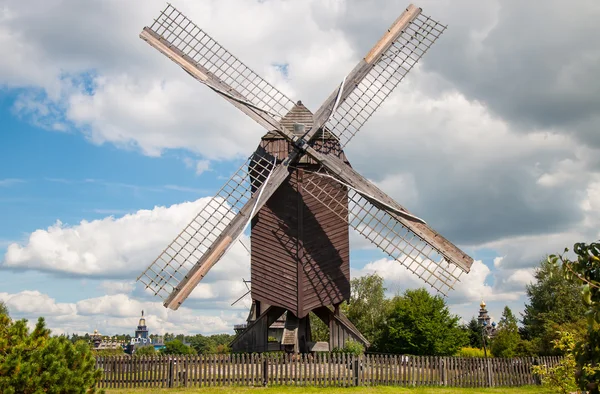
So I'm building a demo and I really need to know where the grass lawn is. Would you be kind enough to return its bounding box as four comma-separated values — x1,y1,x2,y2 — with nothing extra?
105,385,554,394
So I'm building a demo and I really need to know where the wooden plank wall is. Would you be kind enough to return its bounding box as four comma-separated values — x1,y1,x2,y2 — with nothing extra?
94,354,562,388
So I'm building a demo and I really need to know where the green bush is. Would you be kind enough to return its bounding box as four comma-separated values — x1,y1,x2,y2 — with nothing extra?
455,347,486,358
0,314,102,393
134,345,156,356
160,339,196,355
532,331,578,394
332,339,364,356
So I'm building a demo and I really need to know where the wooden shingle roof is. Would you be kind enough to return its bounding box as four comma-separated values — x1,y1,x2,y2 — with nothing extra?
263,101,337,140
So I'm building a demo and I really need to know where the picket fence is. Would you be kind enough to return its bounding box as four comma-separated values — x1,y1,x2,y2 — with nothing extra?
94,353,562,389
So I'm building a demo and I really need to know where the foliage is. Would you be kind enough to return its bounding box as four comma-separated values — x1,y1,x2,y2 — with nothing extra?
455,347,486,358
188,333,235,354
160,339,196,355
521,258,586,355
377,288,468,356
464,317,484,349
550,240,600,393
341,273,389,350
532,331,578,394
0,301,8,317
93,347,124,357
332,339,365,356
134,345,156,356
491,306,521,358
309,312,329,342
0,314,102,393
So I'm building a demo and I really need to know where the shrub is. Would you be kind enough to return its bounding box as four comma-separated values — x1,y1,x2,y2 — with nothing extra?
160,339,196,355
332,339,364,356
532,331,578,394
0,314,102,393
134,345,156,356
455,347,486,358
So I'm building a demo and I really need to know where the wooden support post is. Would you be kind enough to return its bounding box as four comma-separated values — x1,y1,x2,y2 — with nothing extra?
486,358,493,387
353,356,360,386
263,356,268,387
168,358,174,388
441,358,447,386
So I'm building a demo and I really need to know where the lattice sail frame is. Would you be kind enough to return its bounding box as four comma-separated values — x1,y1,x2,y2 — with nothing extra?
137,153,276,301
149,4,295,120
301,170,464,295
322,12,446,149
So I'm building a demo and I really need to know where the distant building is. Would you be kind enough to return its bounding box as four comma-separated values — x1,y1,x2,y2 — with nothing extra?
127,310,165,354
477,300,497,337
90,329,124,351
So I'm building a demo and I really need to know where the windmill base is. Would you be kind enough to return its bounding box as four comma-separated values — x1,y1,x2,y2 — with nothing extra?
230,303,370,353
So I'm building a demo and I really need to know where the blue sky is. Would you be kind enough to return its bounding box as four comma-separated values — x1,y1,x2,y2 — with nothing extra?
1,0,599,337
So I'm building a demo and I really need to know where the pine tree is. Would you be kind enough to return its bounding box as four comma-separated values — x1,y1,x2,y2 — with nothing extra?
0,314,101,393
491,306,521,357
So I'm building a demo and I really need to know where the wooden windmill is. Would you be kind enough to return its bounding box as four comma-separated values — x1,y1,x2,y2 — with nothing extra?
137,3,473,353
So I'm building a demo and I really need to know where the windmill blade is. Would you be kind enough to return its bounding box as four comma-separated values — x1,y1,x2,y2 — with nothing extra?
308,5,445,148
302,169,469,295
141,4,295,131
137,149,291,310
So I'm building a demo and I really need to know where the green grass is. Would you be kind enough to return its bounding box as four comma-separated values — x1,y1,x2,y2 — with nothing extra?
105,385,554,394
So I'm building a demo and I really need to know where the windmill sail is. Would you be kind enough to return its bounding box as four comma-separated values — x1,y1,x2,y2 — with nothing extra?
141,4,295,124
301,170,470,295
137,151,285,309
312,7,446,149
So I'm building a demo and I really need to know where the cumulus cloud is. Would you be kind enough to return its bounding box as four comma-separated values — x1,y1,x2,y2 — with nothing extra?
0,290,242,336
353,258,520,305
1,198,250,287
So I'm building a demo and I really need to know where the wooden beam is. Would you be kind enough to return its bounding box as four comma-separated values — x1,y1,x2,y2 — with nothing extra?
307,5,421,143
164,163,292,310
140,27,295,141
303,146,473,272
364,4,421,63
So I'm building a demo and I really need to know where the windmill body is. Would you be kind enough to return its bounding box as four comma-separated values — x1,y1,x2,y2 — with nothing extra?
136,3,475,354
251,102,351,318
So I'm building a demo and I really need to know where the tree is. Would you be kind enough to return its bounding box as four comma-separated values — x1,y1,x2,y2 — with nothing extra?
0,301,8,317
521,258,586,355
0,314,101,393
189,335,214,354
465,317,484,349
135,345,156,356
160,339,196,355
342,273,389,349
310,312,329,342
491,306,521,357
378,288,468,355
550,241,600,393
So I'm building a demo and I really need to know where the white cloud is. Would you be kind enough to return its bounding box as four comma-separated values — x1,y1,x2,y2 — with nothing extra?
0,290,76,317
0,290,242,336
353,258,520,305
98,281,135,295
184,158,211,176
194,160,211,176
2,198,250,283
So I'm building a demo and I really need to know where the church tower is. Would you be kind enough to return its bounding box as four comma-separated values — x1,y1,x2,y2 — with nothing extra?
135,310,148,339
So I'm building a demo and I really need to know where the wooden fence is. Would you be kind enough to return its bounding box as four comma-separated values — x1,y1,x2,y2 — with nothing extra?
94,354,562,389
